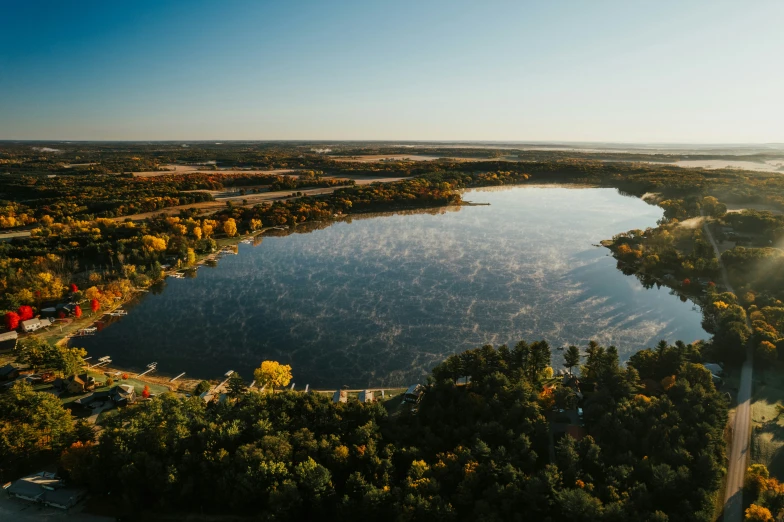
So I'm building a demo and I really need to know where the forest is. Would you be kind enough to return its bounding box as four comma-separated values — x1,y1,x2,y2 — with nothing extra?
0,339,727,521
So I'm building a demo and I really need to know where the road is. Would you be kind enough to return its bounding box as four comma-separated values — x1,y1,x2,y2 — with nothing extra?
701,209,754,522
111,175,411,222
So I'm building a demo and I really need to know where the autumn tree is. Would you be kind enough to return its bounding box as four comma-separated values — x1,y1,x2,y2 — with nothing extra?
142,235,167,253
70,283,79,293
90,299,100,313
5,311,20,330
17,305,34,321
745,504,773,522
223,218,237,237
253,360,292,392
59,441,96,485
74,305,83,318
757,341,777,364
141,385,151,399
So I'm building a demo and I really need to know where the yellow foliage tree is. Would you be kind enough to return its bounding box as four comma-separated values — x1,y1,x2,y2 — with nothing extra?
757,341,777,364
745,504,773,522
223,218,237,237
253,360,292,393
747,464,771,495
142,235,167,252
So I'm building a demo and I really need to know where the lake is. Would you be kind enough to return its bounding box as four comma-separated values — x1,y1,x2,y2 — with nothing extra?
76,186,707,388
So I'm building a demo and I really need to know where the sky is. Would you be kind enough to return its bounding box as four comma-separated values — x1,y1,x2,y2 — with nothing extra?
1,0,783,143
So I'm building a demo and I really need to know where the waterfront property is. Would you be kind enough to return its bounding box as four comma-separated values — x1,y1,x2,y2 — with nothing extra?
73,383,137,408
54,373,97,394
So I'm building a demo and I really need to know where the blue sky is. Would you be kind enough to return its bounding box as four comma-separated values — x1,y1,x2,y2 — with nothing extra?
1,0,782,142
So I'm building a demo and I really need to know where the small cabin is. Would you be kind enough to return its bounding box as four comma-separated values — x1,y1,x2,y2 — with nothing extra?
403,384,424,404
332,389,347,404
357,390,374,403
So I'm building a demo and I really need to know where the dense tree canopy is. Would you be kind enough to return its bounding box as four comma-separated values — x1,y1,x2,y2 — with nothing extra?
73,340,727,521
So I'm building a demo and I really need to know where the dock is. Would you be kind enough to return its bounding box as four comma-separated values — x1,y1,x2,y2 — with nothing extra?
137,362,158,378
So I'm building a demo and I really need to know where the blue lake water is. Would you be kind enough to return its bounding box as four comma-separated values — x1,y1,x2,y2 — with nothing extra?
77,186,707,388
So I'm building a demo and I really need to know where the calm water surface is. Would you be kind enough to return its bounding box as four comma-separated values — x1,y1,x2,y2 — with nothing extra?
78,187,706,387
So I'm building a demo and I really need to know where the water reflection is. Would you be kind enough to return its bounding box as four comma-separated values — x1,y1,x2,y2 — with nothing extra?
76,187,706,388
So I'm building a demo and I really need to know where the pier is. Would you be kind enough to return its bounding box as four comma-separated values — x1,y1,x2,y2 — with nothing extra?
137,362,158,378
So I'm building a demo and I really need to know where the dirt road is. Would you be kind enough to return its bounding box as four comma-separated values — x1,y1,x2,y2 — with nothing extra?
701,209,754,522
112,175,410,221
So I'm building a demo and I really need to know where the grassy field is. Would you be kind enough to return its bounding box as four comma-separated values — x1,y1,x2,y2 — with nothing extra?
750,362,784,479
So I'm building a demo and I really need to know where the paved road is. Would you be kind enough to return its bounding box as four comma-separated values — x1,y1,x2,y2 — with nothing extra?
701,210,754,522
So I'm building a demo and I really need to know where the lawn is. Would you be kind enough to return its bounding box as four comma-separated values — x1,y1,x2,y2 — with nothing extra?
58,375,171,405
750,363,784,479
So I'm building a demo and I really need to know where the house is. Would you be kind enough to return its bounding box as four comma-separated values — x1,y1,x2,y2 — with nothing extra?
0,363,20,381
358,390,374,403
332,389,347,404
74,384,136,408
112,383,136,404
21,318,43,332
3,471,86,509
403,384,424,404
0,330,18,351
55,373,96,394
67,375,93,394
